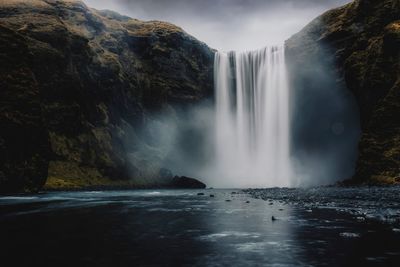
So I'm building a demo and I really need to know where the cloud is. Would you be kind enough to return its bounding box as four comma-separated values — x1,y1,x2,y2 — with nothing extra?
83,0,351,51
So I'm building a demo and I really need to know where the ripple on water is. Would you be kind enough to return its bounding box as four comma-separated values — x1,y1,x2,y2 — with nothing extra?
198,231,261,242
339,232,360,238
235,242,267,253
148,208,183,212
146,191,161,195
0,196,38,201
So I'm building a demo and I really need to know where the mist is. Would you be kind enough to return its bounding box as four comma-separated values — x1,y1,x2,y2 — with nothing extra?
286,42,361,187
130,43,361,188
81,0,360,188
83,0,351,51
126,101,217,186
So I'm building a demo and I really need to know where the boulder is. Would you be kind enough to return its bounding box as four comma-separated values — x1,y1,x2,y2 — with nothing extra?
171,176,207,189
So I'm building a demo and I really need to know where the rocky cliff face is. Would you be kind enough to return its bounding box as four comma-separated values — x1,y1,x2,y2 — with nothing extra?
0,0,214,192
286,0,400,184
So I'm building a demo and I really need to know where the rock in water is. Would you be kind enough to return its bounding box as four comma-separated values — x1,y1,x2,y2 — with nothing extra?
171,176,207,189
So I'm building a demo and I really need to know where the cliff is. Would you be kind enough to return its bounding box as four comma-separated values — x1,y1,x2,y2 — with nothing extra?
286,0,400,184
0,0,214,192
2,0,399,192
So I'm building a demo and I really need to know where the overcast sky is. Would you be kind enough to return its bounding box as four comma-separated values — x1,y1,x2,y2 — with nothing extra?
83,0,351,51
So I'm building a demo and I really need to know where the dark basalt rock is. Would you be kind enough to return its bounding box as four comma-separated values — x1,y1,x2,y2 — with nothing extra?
0,0,214,193
286,0,400,184
171,176,207,189
0,25,50,193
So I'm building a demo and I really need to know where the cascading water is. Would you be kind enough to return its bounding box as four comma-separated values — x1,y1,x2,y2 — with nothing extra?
214,46,292,188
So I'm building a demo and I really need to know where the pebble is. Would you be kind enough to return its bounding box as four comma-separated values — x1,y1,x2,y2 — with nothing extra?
244,187,400,227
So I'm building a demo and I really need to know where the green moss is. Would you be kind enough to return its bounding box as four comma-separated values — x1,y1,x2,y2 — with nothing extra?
368,175,400,185
45,161,124,190
0,0,214,193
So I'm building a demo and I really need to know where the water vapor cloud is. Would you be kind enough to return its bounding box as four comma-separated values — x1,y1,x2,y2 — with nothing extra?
83,0,351,51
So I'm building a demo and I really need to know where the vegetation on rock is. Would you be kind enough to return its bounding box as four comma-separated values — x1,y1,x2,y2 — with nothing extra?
0,0,214,192
286,0,400,184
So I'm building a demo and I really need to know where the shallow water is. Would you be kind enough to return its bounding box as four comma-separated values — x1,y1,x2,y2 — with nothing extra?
0,189,399,266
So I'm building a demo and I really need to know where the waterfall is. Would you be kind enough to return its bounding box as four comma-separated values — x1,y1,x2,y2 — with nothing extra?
214,46,292,188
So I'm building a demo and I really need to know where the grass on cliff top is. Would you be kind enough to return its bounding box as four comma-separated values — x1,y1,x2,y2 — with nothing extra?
124,20,184,36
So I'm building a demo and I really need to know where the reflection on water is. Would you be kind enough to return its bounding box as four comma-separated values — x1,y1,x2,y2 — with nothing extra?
0,190,399,266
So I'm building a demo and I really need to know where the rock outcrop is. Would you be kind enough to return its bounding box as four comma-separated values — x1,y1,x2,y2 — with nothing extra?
0,0,213,192
170,176,207,189
286,0,400,184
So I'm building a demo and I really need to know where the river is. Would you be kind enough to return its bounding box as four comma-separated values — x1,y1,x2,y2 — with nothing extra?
1,188,399,266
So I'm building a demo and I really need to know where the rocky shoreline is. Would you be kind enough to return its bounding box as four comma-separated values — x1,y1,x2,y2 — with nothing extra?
244,186,400,227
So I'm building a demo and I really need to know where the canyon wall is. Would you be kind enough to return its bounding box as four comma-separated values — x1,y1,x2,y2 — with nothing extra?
0,0,214,192
286,0,400,184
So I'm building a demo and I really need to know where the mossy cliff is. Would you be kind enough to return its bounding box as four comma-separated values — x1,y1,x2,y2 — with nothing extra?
286,0,400,184
1,0,399,192
0,0,214,192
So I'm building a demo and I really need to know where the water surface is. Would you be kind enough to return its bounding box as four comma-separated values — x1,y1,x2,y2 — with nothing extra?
1,189,399,266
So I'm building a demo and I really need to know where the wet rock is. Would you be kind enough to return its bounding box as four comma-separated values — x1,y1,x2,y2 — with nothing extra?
244,187,400,226
271,216,277,221
171,176,207,189
197,193,205,196
210,194,215,198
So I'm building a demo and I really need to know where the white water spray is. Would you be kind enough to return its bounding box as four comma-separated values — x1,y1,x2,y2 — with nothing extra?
214,46,292,188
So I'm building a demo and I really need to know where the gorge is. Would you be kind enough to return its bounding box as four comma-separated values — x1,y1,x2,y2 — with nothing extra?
1,1,400,266
0,0,399,192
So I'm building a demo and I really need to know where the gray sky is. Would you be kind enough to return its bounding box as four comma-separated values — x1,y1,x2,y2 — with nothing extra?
83,0,351,51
